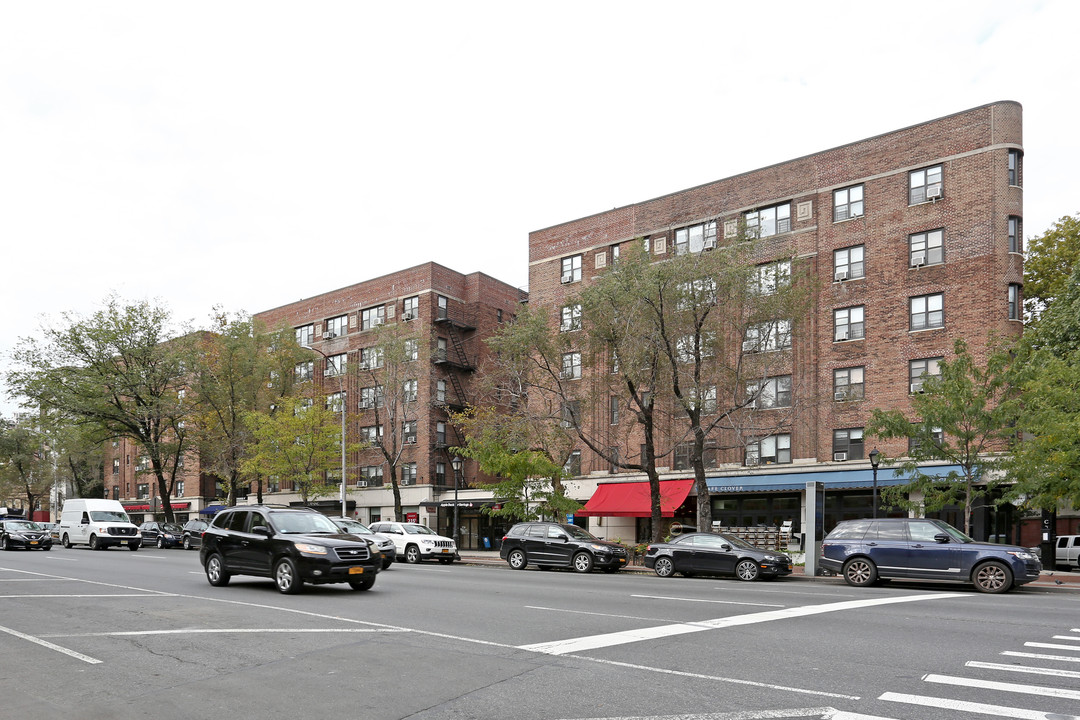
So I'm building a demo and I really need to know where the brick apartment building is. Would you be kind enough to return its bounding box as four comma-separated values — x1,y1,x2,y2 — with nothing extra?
104,438,209,524
252,263,527,550
529,100,1045,545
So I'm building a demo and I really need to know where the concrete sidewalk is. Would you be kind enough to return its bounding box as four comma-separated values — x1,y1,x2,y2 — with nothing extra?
457,550,1080,588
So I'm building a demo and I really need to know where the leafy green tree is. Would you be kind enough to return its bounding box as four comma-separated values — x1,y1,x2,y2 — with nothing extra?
40,410,104,503
7,296,192,522
866,339,1019,535
0,415,53,515
1024,213,1080,320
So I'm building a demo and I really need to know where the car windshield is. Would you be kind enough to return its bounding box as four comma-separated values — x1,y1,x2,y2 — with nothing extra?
935,522,974,543
718,534,756,549
162,523,182,533
335,520,371,534
268,512,340,534
404,524,436,535
563,524,599,541
90,511,130,523
5,521,38,530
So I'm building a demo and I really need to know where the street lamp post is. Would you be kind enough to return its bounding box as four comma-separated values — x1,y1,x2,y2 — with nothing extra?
302,345,347,518
451,456,462,547
869,448,880,519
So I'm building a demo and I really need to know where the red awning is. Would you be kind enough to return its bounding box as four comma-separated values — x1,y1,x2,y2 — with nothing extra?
577,479,694,517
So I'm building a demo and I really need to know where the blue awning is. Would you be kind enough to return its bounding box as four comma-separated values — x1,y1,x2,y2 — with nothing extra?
706,465,965,494
199,504,227,515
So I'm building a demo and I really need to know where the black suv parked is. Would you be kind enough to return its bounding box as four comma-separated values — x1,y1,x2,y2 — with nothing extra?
199,505,381,594
139,521,183,549
500,522,628,572
821,517,1042,593
181,519,209,550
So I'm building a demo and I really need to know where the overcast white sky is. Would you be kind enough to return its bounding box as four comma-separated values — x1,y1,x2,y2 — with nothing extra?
2,1,1078,416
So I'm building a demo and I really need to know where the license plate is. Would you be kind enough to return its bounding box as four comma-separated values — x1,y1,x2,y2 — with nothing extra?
441,548,449,553
618,557,626,564
787,564,793,571
348,567,364,575
30,541,38,545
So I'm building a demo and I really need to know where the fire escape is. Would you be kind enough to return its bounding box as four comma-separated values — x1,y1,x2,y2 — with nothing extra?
431,307,475,485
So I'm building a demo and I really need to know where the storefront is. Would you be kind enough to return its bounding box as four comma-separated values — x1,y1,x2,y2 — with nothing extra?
121,501,193,523
577,479,697,544
422,500,511,551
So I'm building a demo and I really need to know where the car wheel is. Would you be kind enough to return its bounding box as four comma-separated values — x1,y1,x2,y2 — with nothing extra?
274,558,303,594
42,545,51,551
129,542,140,551
735,559,761,582
973,560,1013,594
507,549,527,570
349,576,376,591
0,537,8,551
157,537,165,549
404,545,422,564
653,556,675,578
62,534,72,549
381,558,393,570
184,537,192,550
205,553,231,587
89,534,100,551
842,557,878,587
572,552,594,573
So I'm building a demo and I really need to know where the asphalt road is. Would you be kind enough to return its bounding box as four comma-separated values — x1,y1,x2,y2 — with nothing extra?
1,546,1078,720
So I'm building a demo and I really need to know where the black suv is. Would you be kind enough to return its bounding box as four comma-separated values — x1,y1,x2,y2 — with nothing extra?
181,519,209,550
821,517,1042,593
500,522,628,572
139,521,183,549
199,505,381,594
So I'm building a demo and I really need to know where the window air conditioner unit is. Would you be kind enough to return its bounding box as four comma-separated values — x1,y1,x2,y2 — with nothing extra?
835,330,849,341
834,391,847,402
926,186,943,201
323,331,336,340
741,340,756,353
703,238,717,250
561,272,574,284
403,312,414,321
911,252,925,267
356,481,369,488
746,457,760,467
372,318,383,326
834,268,849,282
833,452,848,462
910,383,922,394
405,436,416,444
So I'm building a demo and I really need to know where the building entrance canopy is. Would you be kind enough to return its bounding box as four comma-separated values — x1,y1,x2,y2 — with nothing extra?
577,479,694,517
706,465,965,493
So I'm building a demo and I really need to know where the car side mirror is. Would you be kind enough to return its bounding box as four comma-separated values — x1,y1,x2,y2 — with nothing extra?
251,526,271,536
721,544,732,551
934,533,950,544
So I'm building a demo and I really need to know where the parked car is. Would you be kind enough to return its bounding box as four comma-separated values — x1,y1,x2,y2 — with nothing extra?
181,519,209,550
139,521,184,549
368,521,458,564
39,522,61,540
0,519,53,551
328,518,396,568
821,517,1042,594
1056,535,1080,570
500,522,629,573
57,498,141,550
644,532,792,581
199,505,381,594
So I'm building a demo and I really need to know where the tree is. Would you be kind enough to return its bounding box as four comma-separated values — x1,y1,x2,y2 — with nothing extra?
1023,213,1080,320
865,339,1019,535
39,410,104,503
7,296,192,522
0,415,53,516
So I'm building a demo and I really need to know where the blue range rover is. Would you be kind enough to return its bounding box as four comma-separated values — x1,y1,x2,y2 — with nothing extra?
821,518,1041,593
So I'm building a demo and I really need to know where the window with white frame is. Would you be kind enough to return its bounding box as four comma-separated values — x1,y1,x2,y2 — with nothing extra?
1008,150,1022,186
437,295,448,320
295,324,314,347
684,385,718,415
1009,216,1023,253
268,476,280,493
610,243,621,264
678,278,718,308
326,391,345,413
436,379,447,404
325,315,347,339
674,220,718,255
436,337,448,362
175,480,184,496
834,306,865,341
909,428,944,453
402,296,419,321
402,420,417,444
833,246,864,281
833,184,864,221
909,165,943,204
325,353,346,377
360,425,383,443
404,338,418,361
435,462,446,484
754,259,792,294
360,465,383,486
402,379,418,402
359,346,383,369
744,320,792,353
561,255,582,284
909,357,943,393
112,458,120,475
361,306,385,331
401,462,417,484
910,293,944,331
295,361,314,382
435,421,446,445
832,428,864,461
561,352,582,379
748,375,791,408
560,304,582,332
833,367,865,401
746,434,791,466
910,229,944,266
1008,284,1021,321
137,484,149,499
563,450,581,476
359,385,384,409
745,203,791,237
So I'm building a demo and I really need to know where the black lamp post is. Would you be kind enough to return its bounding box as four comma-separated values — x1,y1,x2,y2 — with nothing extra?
869,448,880,518
451,456,462,546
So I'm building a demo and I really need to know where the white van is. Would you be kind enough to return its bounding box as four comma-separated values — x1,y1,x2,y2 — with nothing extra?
1056,535,1080,570
58,499,142,551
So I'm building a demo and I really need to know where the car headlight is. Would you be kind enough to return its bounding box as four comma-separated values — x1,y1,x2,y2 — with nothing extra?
420,538,436,546
10,533,26,540
762,554,782,562
293,543,328,555
1007,551,1038,561
589,544,610,553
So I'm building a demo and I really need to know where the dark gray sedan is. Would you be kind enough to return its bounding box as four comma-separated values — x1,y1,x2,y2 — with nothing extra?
644,532,792,581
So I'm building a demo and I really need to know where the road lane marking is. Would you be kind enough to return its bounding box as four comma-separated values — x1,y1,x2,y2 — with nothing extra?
879,691,1080,719
0,594,176,598
43,628,407,637
0,624,101,664
564,708,893,719
922,672,1080,700
1002,651,1080,663
520,593,964,656
0,566,175,594
1024,641,1080,652
632,594,784,607
966,660,1080,679
526,605,680,623
1052,634,1080,641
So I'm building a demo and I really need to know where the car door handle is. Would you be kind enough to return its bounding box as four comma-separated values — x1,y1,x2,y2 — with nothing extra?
866,542,877,546
913,544,925,548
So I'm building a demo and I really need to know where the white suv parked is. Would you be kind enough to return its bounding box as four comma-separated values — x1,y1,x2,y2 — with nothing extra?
368,521,458,564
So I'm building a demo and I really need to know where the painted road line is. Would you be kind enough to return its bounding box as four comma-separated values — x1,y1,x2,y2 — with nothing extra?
564,708,895,720
1024,641,1080,652
43,628,408,637
0,624,101,664
0,566,176,594
519,593,964,656
966,660,1080,679
632,594,784,608
879,691,1080,719
0,594,176,598
1002,651,1080,663
1051,634,1080,641
526,605,680,623
923,673,1080,700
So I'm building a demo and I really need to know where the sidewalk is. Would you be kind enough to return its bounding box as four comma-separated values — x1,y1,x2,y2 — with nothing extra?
457,550,1080,587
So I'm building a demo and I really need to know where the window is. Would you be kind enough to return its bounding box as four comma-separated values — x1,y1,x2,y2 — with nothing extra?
295,324,314,347
1008,150,1022,186
359,386,384,409
361,306,385,331
743,320,792,353
360,465,383,486
560,400,579,428
359,346,383,369
295,361,314,382
137,484,149,499
403,379,418,402
112,458,120,475
402,296,419,321
674,443,693,471
909,357,943,393
610,243,621,264
360,425,383,443
833,246,865,281
1008,284,1021,321
324,315,347,339
326,391,345,413
405,338,419,361
435,462,446,484
832,428,864,461
909,229,944,267
497,309,503,323
136,456,149,473
401,463,417,484
402,421,417,444
609,395,619,425
1008,216,1023,253
909,164,943,204
674,220,718,255
563,450,581,476
910,293,944,331
834,185,864,221
435,337,448,362
561,255,582,284
175,480,184,496
834,306,865,341
435,422,446,445
678,278,718,308
560,304,582,332
325,353,346,377
746,434,791,466
437,295,448,320
561,352,582,379
436,380,447,404
608,447,620,473
909,428,944,453
754,260,792,294
680,385,718,415
833,367,865,401
749,375,791,409
745,203,791,237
